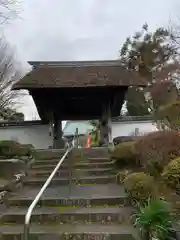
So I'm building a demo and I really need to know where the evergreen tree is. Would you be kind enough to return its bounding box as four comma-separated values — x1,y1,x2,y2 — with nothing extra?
120,24,179,115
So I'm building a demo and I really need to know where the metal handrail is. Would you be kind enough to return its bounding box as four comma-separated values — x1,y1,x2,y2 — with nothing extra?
23,130,79,240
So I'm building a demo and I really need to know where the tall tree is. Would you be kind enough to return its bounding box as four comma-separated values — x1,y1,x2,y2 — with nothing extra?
126,86,150,116
0,35,24,117
151,19,180,130
0,1,24,119
120,24,179,115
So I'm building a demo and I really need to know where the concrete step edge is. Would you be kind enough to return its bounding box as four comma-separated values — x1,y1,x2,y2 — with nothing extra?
0,223,137,235
29,167,114,173
2,206,134,215
25,175,117,181
32,161,115,167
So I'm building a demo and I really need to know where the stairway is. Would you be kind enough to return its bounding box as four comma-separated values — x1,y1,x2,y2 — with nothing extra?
0,147,139,240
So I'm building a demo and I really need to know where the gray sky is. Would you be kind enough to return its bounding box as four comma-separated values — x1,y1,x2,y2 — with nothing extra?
3,0,179,121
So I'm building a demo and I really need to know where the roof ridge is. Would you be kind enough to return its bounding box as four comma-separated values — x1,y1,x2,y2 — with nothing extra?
28,60,123,68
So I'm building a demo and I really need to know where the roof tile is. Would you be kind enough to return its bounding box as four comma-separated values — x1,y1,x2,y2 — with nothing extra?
13,61,146,89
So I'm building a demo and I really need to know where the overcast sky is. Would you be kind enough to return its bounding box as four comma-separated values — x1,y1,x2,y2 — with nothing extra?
3,0,179,122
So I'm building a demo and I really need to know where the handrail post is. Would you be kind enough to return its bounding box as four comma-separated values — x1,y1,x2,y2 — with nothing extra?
76,128,79,148
75,128,79,148
68,150,72,196
23,223,29,240
68,128,78,196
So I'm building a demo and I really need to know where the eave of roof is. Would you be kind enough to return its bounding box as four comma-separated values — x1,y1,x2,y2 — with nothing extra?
12,60,147,90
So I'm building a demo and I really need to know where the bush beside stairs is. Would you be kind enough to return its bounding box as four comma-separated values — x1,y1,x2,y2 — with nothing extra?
0,147,139,240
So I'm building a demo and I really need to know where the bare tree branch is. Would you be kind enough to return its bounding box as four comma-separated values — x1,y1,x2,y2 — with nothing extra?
0,35,27,119
0,0,21,25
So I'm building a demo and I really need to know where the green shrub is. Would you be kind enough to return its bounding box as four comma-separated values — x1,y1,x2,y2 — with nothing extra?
161,157,180,190
123,172,158,205
134,131,180,176
20,144,35,157
134,199,174,240
18,147,31,157
0,141,33,158
0,141,21,158
21,144,34,149
111,141,136,166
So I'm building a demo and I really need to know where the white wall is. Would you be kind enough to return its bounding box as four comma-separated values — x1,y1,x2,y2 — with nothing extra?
0,121,158,149
0,124,53,149
111,121,158,139
63,120,158,139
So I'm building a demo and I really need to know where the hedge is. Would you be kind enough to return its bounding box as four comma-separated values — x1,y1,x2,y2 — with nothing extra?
0,141,34,158
111,141,136,167
162,157,180,190
123,172,158,205
134,131,180,176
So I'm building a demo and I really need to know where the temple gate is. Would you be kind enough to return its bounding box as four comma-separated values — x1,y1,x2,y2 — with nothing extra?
12,60,145,148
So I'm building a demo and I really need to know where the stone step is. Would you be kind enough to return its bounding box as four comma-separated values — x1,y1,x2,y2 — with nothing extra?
75,147,109,158
7,195,128,207
29,168,115,177
23,175,117,186
31,161,115,170
0,206,135,225
7,184,127,206
7,196,127,207
79,157,111,163
0,223,139,240
34,157,111,165
34,148,109,160
34,149,65,160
